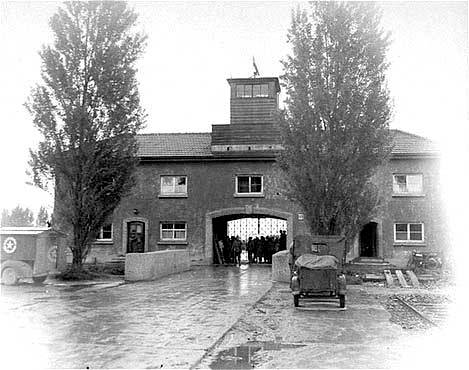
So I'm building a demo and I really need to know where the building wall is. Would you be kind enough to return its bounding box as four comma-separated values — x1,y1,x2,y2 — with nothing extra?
98,159,308,264
380,157,447,266
87,156,446,268
346,156,447,266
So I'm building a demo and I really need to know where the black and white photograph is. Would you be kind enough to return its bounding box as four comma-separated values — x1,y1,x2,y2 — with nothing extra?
0,1,467,368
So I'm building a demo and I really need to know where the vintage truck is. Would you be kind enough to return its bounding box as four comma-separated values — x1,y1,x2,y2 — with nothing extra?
1,227,66,285
290,235,347,308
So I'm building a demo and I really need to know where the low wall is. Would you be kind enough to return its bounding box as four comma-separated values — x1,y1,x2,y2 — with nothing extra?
272,250,291,283
125,250,191,281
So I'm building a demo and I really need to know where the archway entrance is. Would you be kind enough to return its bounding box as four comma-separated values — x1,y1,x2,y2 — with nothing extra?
359,222,378,257
213,215,288,264
206,207,293,264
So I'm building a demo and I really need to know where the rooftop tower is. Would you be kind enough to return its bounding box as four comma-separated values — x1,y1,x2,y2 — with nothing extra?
211,76,281,154
227,77,280,125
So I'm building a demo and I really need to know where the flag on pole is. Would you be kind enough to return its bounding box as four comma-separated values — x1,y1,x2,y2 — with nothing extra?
252,57,260,77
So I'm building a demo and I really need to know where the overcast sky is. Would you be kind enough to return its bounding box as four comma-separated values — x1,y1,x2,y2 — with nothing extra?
0,1,467,216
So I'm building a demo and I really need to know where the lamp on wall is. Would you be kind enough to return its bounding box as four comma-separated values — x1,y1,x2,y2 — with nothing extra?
133,208,139,215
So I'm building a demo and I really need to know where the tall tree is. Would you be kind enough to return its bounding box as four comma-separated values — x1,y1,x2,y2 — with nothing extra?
1,206,35,227
279,2,392,255
36,206,50,227
26,2,146,272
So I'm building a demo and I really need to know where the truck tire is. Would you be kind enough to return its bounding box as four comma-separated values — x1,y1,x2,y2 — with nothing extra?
33,275,47,284
2,267,18,285
426,258,438,270
294,294,299,307
339,294,345,308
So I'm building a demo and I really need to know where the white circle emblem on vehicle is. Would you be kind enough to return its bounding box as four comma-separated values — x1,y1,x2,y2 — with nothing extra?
48,245,58,262
3,237,17,254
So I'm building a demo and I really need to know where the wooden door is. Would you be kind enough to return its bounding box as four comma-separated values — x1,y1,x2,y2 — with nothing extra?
127,221,145,253
359,222,377,257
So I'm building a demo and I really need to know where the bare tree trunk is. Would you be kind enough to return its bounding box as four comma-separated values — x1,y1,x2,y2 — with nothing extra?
71,247,83,272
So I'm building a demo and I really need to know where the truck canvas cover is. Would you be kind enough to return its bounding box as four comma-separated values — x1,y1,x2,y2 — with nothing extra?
294,254,339,270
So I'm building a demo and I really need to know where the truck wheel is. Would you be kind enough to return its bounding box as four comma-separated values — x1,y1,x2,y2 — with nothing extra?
294,294,299,307
2,268,18,285
33,275,47,284
339,294,345,308
426,258,438,270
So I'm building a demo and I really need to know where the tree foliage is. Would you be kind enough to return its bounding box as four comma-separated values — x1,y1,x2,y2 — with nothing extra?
279,2,392,247
36,206,50,227
1,206,35,227
26,2,146,270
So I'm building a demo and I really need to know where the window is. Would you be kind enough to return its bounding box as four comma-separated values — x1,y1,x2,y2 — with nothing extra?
236,84,252,98
97,223,113,241
160,176,187,195
160,222,187,241
394,223,424,242
393,174,423,194
236,175,263,194
236,84,269,98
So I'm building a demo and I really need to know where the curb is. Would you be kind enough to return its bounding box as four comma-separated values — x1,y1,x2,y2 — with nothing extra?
78,281,126,292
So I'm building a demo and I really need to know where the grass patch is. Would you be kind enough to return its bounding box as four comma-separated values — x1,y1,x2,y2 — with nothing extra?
56,262,124,280
87,263,125,276
56,268,102,281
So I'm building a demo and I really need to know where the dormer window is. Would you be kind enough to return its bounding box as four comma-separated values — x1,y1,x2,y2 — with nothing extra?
236,84,269,98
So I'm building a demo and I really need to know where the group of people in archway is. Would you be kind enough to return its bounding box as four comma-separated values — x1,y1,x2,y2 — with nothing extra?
216,230,287,266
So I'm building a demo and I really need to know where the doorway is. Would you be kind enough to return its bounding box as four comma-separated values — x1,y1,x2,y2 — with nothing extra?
127,221,145,253
212,215,288,264
206,207,294,264
359,222,378,257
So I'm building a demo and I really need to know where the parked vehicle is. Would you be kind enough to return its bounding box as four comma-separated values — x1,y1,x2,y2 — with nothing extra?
407,250,442,271
289,235,346,308
0,227,66,285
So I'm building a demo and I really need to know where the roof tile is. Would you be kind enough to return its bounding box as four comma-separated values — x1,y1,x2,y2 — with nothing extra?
391,129,438,155
136,129,437,158
137,133,212,157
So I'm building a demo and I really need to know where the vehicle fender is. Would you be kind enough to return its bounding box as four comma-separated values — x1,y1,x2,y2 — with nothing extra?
337,273,346,295
1,260,33,279
291,273,300,293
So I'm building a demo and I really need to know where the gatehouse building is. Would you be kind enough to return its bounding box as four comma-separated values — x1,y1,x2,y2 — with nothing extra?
85,75,446,269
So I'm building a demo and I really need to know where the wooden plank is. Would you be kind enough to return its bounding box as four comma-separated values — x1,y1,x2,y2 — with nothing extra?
383,269,394,287
406,270,420,287
395,270,410,288
213,240,224,264
363,273,385,282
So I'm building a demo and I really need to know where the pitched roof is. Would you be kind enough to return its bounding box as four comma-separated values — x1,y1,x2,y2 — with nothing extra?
137,133,212,157
136,129,438,159
391,129,438,156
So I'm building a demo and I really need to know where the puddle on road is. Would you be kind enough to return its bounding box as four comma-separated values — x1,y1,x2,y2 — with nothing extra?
209,341,305,369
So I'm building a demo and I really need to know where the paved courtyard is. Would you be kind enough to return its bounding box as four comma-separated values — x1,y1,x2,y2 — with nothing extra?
0,266,271,369
0,265,460,369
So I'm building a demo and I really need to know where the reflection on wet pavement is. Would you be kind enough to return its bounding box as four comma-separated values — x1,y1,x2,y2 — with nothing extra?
0,265,272,369
209,341,306,369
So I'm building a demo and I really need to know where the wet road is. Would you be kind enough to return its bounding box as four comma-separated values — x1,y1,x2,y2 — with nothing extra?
0,265,272,369
198,283,456,369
